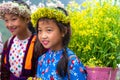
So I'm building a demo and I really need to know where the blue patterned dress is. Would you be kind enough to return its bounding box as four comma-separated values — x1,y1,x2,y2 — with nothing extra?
36,48,87,80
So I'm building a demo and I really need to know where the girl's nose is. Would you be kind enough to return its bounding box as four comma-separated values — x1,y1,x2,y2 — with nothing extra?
7,21,13,27
42,33,48,39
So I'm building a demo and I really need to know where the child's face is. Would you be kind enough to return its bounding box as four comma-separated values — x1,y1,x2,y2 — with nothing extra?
4,13,28,36
38,20,64,50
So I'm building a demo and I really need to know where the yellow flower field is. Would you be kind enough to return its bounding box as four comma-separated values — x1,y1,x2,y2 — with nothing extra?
68,0,120,68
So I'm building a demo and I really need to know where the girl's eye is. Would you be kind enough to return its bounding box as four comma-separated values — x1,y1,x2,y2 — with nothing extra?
12,18,17,21
47,29,52,32
4,20,8,23
38,30,42,33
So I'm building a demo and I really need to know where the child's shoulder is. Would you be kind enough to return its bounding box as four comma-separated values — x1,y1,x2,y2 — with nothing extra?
66,48,81,65
66,48,76,58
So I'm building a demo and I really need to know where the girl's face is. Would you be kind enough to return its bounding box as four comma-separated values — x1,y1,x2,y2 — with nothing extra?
38,20,64,50
4,13,28,36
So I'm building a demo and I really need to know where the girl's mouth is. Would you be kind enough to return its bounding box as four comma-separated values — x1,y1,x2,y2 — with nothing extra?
42,41,49,46
9,27,16,33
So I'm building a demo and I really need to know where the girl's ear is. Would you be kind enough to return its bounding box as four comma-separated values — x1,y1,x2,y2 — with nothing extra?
62,33,65,37
25,17,30,24
62,27,67,37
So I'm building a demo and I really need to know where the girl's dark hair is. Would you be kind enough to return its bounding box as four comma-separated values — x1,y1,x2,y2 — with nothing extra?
28,22,36,34
12,0,36,34
56,7,71,78
35,7,71,78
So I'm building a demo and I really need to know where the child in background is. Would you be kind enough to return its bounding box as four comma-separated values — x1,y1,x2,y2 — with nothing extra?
0,32,3,54
0,32,3,74
30,7,87,80
0,0,36,79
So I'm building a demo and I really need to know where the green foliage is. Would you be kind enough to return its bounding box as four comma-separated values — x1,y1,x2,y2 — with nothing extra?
68,0,120,68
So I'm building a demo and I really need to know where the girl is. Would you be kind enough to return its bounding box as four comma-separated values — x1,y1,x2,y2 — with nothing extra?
0,0,36,79
31,7,87,80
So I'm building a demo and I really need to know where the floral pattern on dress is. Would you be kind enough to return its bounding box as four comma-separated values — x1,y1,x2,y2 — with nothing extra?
9,36,29,77
36,48,87,80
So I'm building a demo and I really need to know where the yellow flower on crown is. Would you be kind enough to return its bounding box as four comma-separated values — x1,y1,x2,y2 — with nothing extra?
31,7,69,27
27,77,42,80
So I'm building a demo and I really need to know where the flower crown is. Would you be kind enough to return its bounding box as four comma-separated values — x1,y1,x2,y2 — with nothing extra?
0,1,31,19
27,77,42,80
31,7,69,27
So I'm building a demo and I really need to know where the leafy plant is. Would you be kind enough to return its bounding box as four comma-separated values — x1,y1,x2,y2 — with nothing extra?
68,0,120,68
